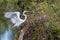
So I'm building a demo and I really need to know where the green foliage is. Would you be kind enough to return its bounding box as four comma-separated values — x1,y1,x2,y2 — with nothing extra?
0,0,60,40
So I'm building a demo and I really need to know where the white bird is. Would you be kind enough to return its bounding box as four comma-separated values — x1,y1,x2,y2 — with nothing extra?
4,11,29,27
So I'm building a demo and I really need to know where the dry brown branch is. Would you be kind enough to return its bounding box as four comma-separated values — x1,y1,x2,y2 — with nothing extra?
18,22,30,40
18,13,47,40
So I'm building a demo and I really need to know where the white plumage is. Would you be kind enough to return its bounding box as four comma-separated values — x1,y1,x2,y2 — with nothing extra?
4,11,28,27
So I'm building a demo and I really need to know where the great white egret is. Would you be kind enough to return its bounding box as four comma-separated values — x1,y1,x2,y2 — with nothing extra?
4,11,29,27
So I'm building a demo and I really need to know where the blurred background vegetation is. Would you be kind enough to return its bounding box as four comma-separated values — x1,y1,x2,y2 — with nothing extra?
0,0,60,40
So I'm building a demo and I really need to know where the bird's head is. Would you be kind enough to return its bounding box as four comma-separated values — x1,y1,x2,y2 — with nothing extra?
23,11,30,15
23,11,30,13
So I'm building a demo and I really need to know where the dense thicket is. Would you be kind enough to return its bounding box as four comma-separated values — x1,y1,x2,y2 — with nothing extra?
0,0,60,40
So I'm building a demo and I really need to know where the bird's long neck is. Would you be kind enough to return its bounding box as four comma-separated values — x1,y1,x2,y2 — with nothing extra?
23,12,27,21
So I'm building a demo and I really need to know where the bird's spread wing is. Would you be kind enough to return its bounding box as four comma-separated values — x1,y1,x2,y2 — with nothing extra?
10,13,20,24
4,12,20,24
4,12,14,18
4,12,25,27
